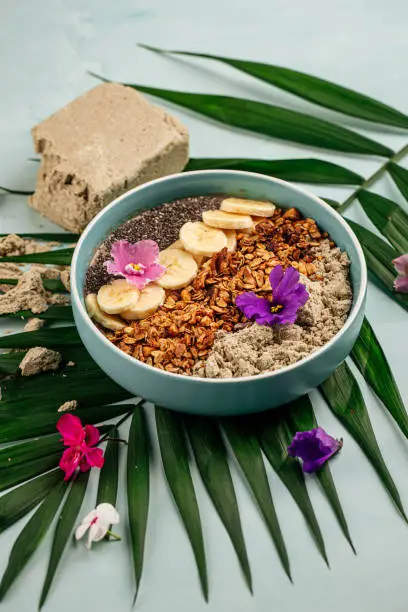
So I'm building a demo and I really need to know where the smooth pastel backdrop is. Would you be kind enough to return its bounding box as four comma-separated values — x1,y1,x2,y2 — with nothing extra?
1,1,408,611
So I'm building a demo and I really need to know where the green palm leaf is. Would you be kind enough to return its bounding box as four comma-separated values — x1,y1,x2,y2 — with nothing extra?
0,185,34,196
0,481,66,602
185,415,252,592
96,427,120,507
155,407,208,600
140,46,408,129
39,472,90,609
0,454,61,493
222,418,291,580
0,403,136,444
357,190,408,252
105,80,394,158
351,317,408,439
0,470,61,535
127,406,150,600
0,232,78,242
346,219,408,312
0,305,73,321
0,325,80,349
255,413,328,565
184,157,363,185
320,362,407,521
388,162,408,203
0,248,74,266
0,433,63,468
0,277,66,292
284,395,355,553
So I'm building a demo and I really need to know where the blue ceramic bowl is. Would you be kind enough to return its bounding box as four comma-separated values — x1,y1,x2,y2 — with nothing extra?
71,170,367,416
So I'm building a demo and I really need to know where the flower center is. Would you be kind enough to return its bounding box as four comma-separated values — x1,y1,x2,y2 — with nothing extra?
125,262,147,275
270,303,284,313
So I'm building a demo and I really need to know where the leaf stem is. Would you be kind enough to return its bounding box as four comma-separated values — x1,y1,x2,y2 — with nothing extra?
338,142,408,213
98,409,135,445
106,530,122,541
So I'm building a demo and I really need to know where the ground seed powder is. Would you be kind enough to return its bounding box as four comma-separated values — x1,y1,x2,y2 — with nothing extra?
202,240,352,378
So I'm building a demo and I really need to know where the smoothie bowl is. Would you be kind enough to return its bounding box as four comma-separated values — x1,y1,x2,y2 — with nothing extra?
71,170,367,416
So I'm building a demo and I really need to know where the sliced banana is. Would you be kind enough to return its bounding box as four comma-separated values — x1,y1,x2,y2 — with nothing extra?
223,229,237,252
180,221,228,257
120,284,165,320
157,248,198,289
202,209,252,230
97,279,140,314
85,294,126,331
221,197,276,217
166,239,185,250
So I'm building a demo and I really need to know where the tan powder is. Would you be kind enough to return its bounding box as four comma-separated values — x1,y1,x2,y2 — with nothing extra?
202,240,352,379
19,347,62,376
0,263,23,279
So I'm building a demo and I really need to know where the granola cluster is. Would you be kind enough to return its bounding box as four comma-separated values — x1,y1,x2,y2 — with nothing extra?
103,207,328,375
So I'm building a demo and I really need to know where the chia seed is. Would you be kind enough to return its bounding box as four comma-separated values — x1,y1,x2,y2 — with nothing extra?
84,195,224,294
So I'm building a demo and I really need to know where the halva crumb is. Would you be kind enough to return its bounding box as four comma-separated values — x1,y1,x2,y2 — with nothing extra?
0,269,48,315
58,399,78,412
24,318,45,332
19,347,62,377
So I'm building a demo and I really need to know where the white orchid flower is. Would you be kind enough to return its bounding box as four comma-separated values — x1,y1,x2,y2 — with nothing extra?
75,503,120,549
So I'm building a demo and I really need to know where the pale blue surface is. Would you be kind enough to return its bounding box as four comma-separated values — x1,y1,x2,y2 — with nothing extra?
1,1,408,611
72,170,367,414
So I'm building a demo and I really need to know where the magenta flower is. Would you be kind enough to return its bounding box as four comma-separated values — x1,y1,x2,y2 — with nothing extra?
105,240,165,289
287,427,342,473
393,254,408,293
235,265,309,326
57,414,104,481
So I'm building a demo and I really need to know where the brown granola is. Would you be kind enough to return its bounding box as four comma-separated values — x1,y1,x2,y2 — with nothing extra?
104,207,327,375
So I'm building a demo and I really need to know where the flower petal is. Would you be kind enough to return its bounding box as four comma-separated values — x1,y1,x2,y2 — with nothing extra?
128,240,160,267
268,265,284,291
75,522,91,541
288,427,341,473
393,253,408,275
59,447,82,481
106,240,134,276
84,424,100,447
84,447,105,469
88,521,109,546
56,414,85,447
144,263,166,282
273,266,300,302
394,274,408,293
96,503,120,525
236,292,272,320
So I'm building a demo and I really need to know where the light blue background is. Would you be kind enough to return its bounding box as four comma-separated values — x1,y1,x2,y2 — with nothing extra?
1,1,408,611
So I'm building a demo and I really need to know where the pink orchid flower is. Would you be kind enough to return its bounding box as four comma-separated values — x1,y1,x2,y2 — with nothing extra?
393,254,408,293
105,239,165,289
57,414,104,481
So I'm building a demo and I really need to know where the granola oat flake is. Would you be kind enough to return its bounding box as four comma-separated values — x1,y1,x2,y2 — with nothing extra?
84,195,352,378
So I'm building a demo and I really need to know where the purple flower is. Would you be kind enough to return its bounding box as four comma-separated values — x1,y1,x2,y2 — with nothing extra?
105,240,165,290
235,265,309,326
287,427,342,473
393,254,408,293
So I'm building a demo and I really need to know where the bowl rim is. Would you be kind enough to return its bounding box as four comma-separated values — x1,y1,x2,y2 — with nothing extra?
71,169,367,385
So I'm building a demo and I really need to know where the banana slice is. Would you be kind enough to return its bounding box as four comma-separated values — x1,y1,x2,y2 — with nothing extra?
157,248,198,289
221,197,276,217
166,239,185,250
85,294,126,331
223,229,237,252
180,221,228,257
97,279,140,314
121,284,165,320
202,209,252,230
